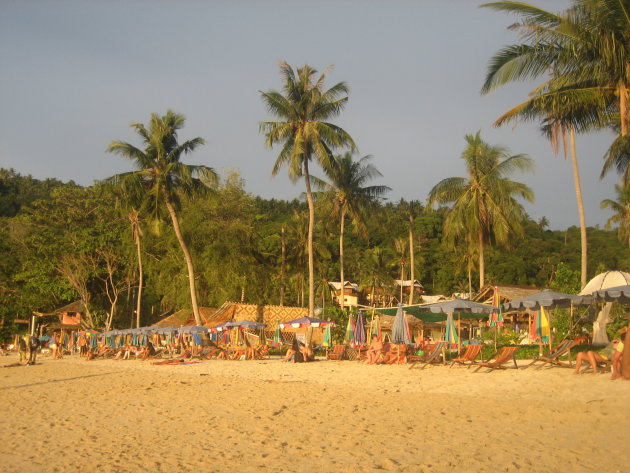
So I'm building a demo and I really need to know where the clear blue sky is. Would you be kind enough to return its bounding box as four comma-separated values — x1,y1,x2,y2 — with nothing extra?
0,0,619,229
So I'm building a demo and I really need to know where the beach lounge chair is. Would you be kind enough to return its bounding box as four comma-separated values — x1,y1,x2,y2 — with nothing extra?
327,345,346,361
523,339,576,370
473,346,519,373
384,344,408,364
408,341,447,370
449,344,482,368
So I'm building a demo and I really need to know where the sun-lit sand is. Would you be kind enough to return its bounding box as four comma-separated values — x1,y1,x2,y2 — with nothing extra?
1,354,628,473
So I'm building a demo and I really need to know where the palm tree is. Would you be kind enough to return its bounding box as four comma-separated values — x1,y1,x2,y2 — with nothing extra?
128,209,143,328
314,153,390,309
107,110,217,326
601,184,630,248
427,132,534,289
260,62,356,316
393,238,408,303
480,1,619,288
399,200,423,304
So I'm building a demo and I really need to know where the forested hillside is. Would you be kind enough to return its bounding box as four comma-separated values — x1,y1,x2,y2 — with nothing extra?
1,168,628,329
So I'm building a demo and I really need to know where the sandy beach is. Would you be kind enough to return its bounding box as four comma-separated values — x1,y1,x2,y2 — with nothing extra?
1,354,628,473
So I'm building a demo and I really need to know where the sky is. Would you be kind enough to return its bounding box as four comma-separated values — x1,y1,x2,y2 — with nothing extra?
0,0,621,230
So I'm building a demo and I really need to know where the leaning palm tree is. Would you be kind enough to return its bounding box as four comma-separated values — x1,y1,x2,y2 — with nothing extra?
260,62,356,316
481,1,630,178
601,184,630,248
427,132,534,289
107,110,217,326
314,153,390,309
481,2,618,287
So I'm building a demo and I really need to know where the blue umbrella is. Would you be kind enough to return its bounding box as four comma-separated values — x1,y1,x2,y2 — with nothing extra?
177,325,208,334
392,305,411,344
353,311,367,348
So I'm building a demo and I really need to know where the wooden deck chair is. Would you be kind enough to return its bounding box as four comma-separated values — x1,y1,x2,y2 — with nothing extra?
408,342,447,370
384,344,408,364
474,346,519,373
523,339,576,370
327,345,346,361
449,344,482,368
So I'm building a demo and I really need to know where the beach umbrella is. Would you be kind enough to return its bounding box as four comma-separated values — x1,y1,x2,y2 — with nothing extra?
391,305,411,344
177,325,208,334
278,316,334,328
422,299,495,314
444,313,458,344
369,311,382,341
531,307,551,343
489,287,504,327
272,323,281,347
353,311,367,349
344,314,355,345
502,289,591,311
591,284,630,303
225,320,268,330
322,324,332,348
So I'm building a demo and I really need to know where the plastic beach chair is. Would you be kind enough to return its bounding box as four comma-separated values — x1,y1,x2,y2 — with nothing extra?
523,339,576,370
473,346,519,373
449,344,482,368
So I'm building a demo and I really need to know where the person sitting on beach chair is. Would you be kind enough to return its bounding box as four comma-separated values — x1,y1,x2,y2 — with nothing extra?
141,340,157,361
367,335,384,364
282,339,305,363
574,338,621,375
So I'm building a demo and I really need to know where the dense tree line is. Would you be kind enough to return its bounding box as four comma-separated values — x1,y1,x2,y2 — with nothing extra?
1,167,628,332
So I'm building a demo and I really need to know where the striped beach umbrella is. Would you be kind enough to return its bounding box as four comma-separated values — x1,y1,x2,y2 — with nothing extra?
322,324,332,348
445,313,458,344
344,314,355,345
489,286,504,327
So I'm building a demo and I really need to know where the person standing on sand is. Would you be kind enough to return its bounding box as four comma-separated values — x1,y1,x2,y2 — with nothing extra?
27,335,40,365
18,336,28,365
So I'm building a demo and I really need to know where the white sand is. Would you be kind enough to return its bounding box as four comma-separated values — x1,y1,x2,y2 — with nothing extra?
1,354,628,473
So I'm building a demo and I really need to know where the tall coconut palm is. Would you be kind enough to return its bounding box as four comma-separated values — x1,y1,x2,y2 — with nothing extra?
128,209,143,328
601,184,630,248
314,153,390,309
427,132,534,289
260,62,356,316
107,110,217,326
399,200,423,304
486,78,605,288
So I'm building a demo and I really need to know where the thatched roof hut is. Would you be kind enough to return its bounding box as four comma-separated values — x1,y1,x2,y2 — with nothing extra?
153,307,218,327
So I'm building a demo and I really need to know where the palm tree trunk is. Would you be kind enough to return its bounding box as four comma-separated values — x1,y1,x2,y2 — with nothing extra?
569,127,588,289
478,227,485,290
280,226,286,306
620,74,628,137
135,230,143,329
303,159,316,317
467,257,472,297
339,207,346,310
408,215,415,305
165,199,202,326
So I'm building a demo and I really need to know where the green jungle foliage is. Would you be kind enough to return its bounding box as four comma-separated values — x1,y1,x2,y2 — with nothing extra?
1,168,629,332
